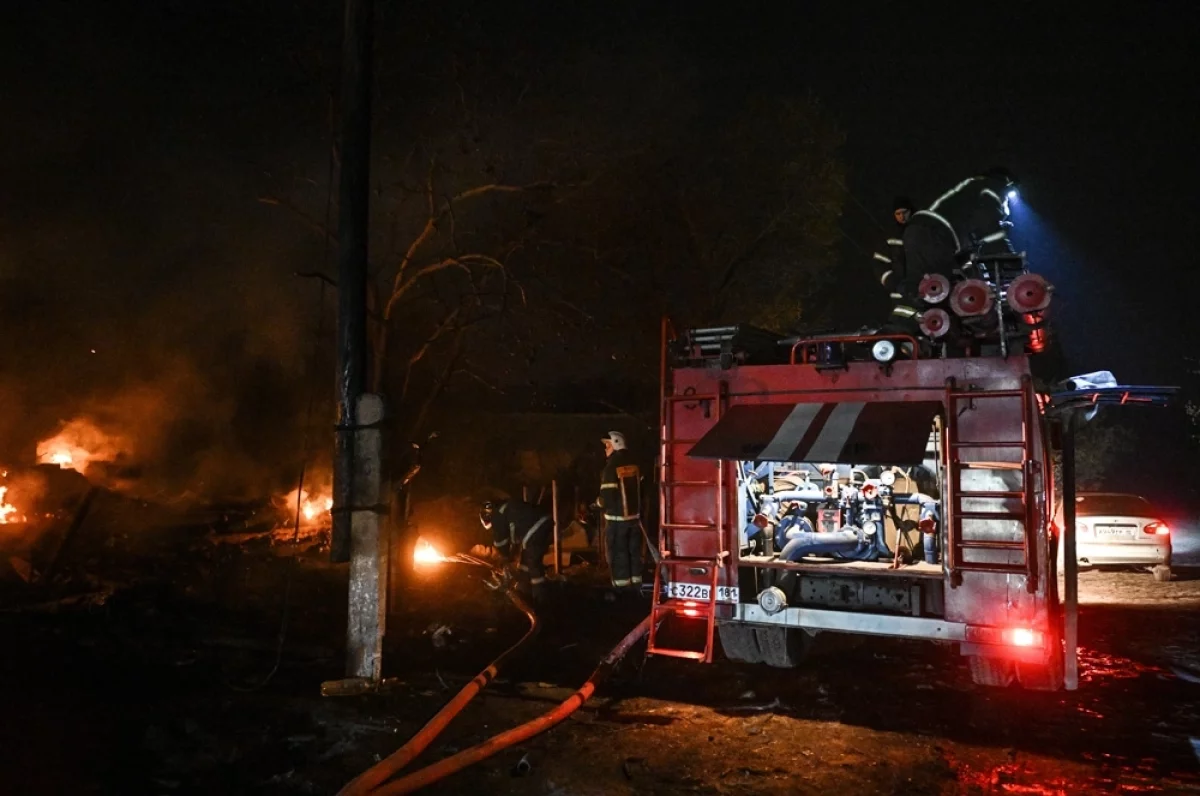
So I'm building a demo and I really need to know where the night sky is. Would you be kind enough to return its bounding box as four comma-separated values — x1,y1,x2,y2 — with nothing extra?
2,3,1196,505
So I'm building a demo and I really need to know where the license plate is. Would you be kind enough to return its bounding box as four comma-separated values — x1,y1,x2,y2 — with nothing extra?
1094,525,1131,537
663,582,740,603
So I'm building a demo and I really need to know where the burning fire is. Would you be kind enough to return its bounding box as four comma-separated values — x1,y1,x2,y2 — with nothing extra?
413,537,446,565
281,488,334,525
0,485,19,525
37,418,123,475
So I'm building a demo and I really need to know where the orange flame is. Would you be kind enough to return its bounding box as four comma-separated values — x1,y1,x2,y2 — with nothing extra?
413,537,445,565
281,488,334,525
0,485,19,525
36,418,123,475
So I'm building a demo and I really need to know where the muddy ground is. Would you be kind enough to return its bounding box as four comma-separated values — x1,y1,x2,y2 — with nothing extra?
1,492,1198,795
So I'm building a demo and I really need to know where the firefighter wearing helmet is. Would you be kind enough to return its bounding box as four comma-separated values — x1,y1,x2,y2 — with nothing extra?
875,195,922,337
479,497,553,602
598,431,644,588
903,167,1018,285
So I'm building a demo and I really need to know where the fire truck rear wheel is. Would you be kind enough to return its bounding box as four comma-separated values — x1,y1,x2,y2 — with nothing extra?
1017,635,1065,691
1016,660,1064,691
717,623,764,664
753,626,810,668
967,655,1015,687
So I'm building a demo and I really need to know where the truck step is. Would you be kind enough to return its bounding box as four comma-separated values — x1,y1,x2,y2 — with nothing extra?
645,647,707,661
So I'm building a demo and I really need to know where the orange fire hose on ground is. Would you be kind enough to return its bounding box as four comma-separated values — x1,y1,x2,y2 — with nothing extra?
339,561,539,796
343,613,651,795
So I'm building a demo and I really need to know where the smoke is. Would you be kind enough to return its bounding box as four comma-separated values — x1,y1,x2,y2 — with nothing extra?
0,2,346,506
0,160,334,505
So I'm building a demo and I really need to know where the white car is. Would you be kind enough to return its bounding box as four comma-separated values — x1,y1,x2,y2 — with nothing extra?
1059,492,1172,580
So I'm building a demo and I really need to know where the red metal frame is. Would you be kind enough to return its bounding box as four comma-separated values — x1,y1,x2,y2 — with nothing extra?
789,334,920,365
943,376,1039,591
649,317,729,662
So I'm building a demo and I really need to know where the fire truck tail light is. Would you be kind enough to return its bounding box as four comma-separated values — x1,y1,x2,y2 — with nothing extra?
681,609,701,617
1144,522,1170,536
1004,627,1041,647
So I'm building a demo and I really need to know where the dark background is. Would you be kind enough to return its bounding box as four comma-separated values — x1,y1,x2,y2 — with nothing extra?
2,2,1195,511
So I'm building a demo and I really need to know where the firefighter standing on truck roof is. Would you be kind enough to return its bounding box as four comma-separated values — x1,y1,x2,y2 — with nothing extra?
902,167,1018,284
875,196,922,336
598,431,643,589
479,497,552,603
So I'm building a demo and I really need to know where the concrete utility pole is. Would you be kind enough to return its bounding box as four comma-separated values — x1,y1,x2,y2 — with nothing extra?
332,0,386,683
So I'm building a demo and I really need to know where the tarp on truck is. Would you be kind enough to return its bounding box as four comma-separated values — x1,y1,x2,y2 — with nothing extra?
687,401,941,465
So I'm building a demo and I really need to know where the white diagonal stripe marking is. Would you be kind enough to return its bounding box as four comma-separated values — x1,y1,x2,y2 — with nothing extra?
805,402,866,461
758,404,823,462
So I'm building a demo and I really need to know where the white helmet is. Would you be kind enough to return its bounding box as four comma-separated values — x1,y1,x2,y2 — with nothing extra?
602,431,627,451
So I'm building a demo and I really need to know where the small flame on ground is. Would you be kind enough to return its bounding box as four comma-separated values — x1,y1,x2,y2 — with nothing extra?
39,443,89,474
0,486,19,524
36,418,123,475
414,537,446,565
282,488,334,525
303,497,334,521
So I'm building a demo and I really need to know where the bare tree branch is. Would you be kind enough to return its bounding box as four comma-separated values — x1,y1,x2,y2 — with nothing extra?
390,181,558,309
425,156,437,219
258,196,335,242
385,252,517,318
525,276,595,323
399,306,461,404
409,327,466,436
457,366,505,393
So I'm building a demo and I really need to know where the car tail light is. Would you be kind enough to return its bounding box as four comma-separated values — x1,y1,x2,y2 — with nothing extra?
1144,521,1170,536
1004,627,1042,648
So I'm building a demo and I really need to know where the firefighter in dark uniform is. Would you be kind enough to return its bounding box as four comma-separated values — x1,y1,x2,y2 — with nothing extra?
902,167,1017,283
479,498,553,602
598,431,643,589
875,196,921,335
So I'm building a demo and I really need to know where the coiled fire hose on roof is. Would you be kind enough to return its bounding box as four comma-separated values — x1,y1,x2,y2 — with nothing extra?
338,554,539,796
362,616,651,795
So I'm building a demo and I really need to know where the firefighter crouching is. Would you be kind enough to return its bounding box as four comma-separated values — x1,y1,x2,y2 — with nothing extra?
479,498,553,603
597,431,644,589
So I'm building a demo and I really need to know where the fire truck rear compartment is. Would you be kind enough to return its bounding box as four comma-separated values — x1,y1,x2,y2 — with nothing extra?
652,339,1065,683
735,566,944,610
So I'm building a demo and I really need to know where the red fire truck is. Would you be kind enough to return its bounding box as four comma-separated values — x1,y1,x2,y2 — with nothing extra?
645,270,1175,691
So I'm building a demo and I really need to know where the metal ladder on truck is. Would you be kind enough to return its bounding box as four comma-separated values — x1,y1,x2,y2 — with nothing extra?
944,376,1040,592
647,383,729,662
